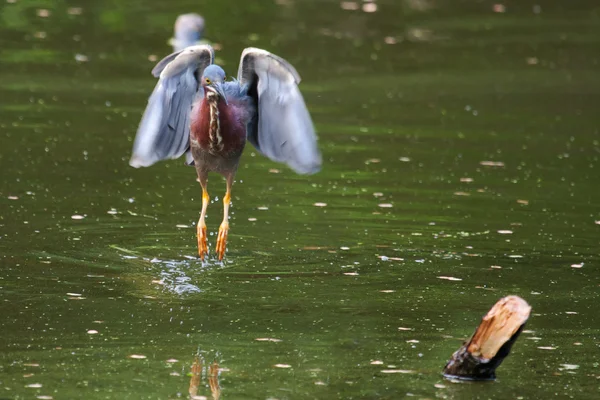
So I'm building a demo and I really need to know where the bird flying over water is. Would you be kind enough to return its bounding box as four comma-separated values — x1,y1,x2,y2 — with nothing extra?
130,45,321,260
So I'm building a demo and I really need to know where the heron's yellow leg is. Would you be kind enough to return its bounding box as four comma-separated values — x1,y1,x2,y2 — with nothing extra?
215,191,230,261
216,175,233,261
197,182,209,260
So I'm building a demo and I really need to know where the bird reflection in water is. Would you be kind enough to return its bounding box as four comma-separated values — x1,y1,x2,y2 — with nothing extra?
188,352,221,400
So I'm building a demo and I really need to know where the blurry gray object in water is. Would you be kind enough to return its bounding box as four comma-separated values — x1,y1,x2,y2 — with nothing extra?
170,13,205,52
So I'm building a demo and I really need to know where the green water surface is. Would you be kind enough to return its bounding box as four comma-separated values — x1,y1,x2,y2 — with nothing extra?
1,0,599,399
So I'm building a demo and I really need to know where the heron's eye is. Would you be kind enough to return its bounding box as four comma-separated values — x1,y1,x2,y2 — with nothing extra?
205,78,211,85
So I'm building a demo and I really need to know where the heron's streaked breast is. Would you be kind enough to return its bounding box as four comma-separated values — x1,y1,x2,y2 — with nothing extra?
206,91,223,154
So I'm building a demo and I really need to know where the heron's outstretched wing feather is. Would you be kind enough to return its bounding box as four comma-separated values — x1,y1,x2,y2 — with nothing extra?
237,48,321,175
130,45,214,168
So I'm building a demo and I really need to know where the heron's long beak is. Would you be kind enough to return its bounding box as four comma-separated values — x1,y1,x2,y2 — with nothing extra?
211,82,228,105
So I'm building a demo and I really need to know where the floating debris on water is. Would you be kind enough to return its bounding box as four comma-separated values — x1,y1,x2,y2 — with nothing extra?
255,338,282,342
363,2,377,12
26,383,43,388
437,276,462,281
67,7,83,15
341,2,360,11
492,4,506,13
381,369,414,374
480,160,505,167
559,364,579,371
378,256,403,261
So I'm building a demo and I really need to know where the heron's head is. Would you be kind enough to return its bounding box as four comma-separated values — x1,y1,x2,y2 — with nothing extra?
201,65,228,104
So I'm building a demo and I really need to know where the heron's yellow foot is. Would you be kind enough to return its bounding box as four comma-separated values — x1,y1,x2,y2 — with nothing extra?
197,223,208,260
215,221,229,261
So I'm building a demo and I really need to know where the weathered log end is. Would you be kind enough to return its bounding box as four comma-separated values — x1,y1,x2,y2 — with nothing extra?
443,295,531,381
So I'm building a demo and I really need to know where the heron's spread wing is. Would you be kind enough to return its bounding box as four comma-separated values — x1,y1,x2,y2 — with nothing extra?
237,48,321,175
130,45,214,168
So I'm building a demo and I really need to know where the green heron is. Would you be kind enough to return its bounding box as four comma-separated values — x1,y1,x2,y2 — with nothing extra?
169,13,205,52
129,45,321,260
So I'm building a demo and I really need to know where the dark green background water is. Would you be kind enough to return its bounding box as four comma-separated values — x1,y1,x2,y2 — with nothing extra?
1,0,599,399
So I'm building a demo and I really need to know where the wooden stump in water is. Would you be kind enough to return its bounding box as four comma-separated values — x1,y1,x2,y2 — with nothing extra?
443,295,531,380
